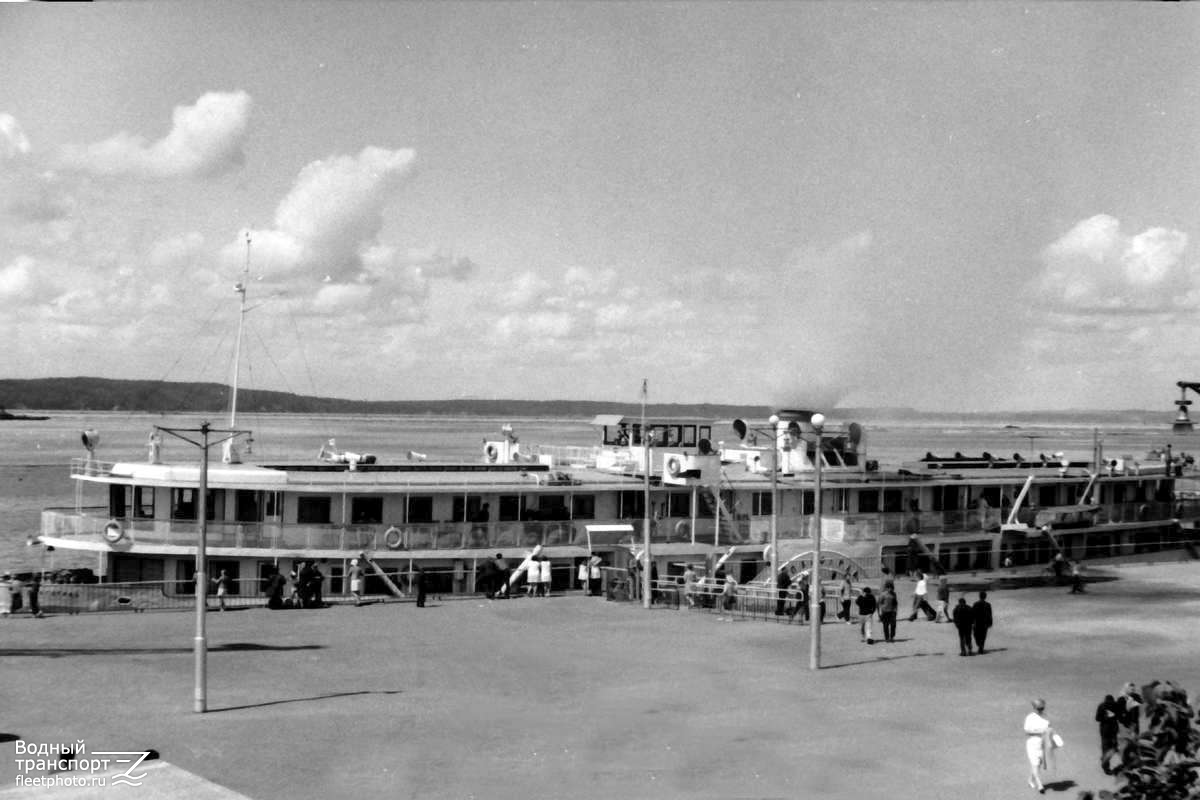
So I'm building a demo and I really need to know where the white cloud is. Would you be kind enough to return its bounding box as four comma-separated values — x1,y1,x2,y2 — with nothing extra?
0,114,31,160
1033,214,1194,318
222,146,476,319
0,255,37,300
57,91,252,179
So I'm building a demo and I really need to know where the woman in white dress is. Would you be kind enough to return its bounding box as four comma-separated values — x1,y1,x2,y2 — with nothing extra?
1023,698,1059,793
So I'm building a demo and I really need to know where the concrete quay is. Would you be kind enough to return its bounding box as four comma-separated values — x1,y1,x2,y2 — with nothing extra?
2,563,1200,800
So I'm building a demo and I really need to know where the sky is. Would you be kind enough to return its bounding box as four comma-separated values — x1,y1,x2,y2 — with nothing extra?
2,2,1199,413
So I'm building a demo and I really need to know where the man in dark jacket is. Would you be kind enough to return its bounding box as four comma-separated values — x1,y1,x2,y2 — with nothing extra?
775,567,791,616
952,596,975,656
855,586,878,644
877,582,899,643
971,591,993,654
1095,694,1120,774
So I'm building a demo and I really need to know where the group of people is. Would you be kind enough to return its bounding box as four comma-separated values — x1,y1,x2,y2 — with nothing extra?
1094,681,1144,776
0,571,44,618
261,561,326,609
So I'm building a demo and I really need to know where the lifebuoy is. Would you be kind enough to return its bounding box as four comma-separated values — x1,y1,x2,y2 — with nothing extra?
384,526,403,549
103,520,124,543
674,520,690,540
484,444,499,463
666,457,682,478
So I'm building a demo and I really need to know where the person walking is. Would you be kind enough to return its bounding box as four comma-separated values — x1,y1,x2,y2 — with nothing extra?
935,574,952,622
878,581,899,642
214,570,231,611
682,563,698,608
538,556,553,597
908,571,935,621
971,591,993,654
836,572,854,623
774,566,792,616
1094,694,1120,775
414,564,427,607
28,572,43,618
855,586,878,644
1023,698,1059,794
952,596,974,656
1068,560,1086,594
348,559,365,606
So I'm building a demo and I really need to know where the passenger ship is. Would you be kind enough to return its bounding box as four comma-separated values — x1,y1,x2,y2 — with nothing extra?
37,406,1199,603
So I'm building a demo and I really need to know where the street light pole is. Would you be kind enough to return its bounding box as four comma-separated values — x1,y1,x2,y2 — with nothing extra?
156,422,247,713
767,414,780,581
809,412,825,671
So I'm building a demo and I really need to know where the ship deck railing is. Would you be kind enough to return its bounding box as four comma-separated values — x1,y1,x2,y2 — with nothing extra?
42,497,1200,554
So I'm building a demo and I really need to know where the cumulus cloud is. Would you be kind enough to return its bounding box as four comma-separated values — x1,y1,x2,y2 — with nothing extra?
224,146,475,318
0,254,65,304
0,114,31,161
1033,214,1195,316
56,91,251,178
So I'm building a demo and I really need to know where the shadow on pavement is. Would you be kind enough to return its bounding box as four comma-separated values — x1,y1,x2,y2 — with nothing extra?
0,643,324,658
208,689,403,713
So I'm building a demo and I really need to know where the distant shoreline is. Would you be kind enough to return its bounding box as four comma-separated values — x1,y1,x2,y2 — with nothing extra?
0,376,1178,425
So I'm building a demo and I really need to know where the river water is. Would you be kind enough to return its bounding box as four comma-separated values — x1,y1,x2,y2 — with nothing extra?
2,409,1193,573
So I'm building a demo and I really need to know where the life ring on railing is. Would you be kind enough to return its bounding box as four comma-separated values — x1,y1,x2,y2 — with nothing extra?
103,520,125,543
674,520,690,540
484,443,499,463
666,457,682,478
384,526,403,549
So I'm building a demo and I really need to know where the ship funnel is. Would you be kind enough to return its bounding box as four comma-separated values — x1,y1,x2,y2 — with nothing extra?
732,419,748,441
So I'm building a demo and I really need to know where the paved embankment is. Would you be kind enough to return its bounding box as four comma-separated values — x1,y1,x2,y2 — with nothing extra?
2,563,1200,800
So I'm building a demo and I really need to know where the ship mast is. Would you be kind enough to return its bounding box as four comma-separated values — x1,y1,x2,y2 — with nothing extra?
222,232,251,463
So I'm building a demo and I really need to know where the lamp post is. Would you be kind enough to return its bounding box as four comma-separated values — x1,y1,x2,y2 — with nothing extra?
808,412,825,671
157,422,247,713
767,414,780,582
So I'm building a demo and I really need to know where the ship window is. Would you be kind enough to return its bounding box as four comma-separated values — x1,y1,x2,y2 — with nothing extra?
171,488,217,521
752,492,772,516
802,490,814,515
858,490,879,513
619,491,645,518
406,496,434,524
1037,486,1057,507
498,495,522,522
297,495,332,524
235,490,261,523
109,485,127,518
452,495,484,523
883,489,902,513
668,493,691,517
572,494,596,519
134,486,154,519
681,426,697,447
172,488,197,520
699,426,711,443
264,491,280,518
830,489,850,513
351,496,383,524
932,485,959,512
